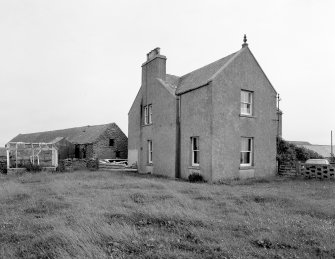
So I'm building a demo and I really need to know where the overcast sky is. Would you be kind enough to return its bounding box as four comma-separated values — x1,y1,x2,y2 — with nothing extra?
0,0,334,146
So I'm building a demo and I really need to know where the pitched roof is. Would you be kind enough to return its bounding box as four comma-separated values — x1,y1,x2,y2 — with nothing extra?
0,147,6,157
164,49,242,95
9,123,117,144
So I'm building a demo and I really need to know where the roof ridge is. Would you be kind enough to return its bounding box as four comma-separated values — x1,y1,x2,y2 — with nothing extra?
17,123,114,136
179,51,238,80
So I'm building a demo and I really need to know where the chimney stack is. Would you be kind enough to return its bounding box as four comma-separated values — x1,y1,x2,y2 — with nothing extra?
142,47,166,86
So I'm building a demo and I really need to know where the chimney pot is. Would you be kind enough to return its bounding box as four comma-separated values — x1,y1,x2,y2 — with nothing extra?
147,47,161,61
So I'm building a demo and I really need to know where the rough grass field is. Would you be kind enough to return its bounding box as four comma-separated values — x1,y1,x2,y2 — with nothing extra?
1,171,335,259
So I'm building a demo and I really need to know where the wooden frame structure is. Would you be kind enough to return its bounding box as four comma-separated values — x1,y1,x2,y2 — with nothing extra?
6,142,58,169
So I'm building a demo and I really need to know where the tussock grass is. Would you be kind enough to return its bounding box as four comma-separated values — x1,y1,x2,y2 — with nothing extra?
1,171,335,258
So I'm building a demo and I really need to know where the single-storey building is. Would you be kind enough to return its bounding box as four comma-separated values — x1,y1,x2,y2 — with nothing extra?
9,123,128,160
128,36,281,181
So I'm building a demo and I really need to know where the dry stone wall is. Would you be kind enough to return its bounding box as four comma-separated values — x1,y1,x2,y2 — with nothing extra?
58,158,99,172
93,124,128,159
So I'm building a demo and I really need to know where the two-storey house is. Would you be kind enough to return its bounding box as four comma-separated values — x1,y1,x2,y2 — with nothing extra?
128,36,281,181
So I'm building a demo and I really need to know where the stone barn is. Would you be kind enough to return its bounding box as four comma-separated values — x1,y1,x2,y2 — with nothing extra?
9,123,128,160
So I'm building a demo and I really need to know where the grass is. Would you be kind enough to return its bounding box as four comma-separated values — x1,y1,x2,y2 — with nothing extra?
1,171,335,258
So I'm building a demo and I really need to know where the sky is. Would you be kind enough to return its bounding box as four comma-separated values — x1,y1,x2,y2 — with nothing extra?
0,0,334,146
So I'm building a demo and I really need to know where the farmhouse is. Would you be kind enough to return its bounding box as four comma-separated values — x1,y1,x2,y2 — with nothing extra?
9,123,128,160
128,36,281,181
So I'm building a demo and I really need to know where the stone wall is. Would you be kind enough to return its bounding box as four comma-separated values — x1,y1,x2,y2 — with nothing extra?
93,124,128,159
300,164,335,179
58,158,99,172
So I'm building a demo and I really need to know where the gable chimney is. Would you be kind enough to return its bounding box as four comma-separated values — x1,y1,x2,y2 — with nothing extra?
142,47,166,86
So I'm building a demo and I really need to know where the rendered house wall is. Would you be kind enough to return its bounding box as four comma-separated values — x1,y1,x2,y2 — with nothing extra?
211,47,277,180
128,54,177,177
179,85,213,181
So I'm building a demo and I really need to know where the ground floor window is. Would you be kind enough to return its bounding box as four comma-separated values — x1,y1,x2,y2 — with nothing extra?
240,137,253,166
191,137,199,166
148,140,153,164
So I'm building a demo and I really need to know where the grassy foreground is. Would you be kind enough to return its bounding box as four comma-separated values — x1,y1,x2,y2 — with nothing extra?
1,171,335,259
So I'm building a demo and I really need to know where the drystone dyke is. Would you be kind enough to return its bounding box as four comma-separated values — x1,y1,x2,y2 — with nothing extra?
58,158,99,172
300,164,335,179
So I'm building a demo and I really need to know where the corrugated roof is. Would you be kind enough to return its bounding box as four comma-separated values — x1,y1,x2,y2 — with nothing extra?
9,123,117,144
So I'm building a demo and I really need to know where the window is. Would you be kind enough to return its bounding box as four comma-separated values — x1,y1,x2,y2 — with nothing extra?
240,137,253,166
143,104,152,125
148,104,152,124
109,139,115,147
148,140,153,164
191,137,199,166
144,106,148,125
241,90,253,115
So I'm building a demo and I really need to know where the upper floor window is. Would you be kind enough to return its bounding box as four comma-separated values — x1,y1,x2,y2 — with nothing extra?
240,137,253,166
143,104,152,125
109,139,115,146
241,90,253,116
191,137,199,166
148,104,152,124
144,106,148,124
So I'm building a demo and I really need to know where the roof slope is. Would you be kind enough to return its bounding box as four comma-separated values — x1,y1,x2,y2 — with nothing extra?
164,49,241,95
175,51,238,94
10,123,117,144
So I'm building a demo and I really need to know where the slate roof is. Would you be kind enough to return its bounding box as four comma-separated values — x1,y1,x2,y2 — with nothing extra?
0,147,6,157
9,123,117,144
163,49,242,95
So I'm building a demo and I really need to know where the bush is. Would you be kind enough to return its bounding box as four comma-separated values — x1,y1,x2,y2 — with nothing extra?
24,163,42,172
188,172,204,183
277,137,323,166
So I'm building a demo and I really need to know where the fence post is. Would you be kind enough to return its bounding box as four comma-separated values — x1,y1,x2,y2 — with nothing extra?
296,161,301,176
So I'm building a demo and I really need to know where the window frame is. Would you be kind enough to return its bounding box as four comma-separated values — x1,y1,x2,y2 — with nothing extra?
240,90,253,116
240,137,253,167
144,106,148,125
148,140,153,164
148,104,152,124
191,137,200,166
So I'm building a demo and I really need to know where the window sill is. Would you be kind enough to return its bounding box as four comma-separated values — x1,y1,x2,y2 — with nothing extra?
142,123,153,127
188,166,200,170
147,163,153,166
239,165,254,170
239,114,256,118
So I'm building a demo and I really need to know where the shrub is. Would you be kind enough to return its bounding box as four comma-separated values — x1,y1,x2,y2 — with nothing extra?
24,163,42,172
277,137,323,165
188,172,204,183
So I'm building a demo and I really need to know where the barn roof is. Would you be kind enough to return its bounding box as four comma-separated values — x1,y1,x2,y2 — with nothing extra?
9,123,117,144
